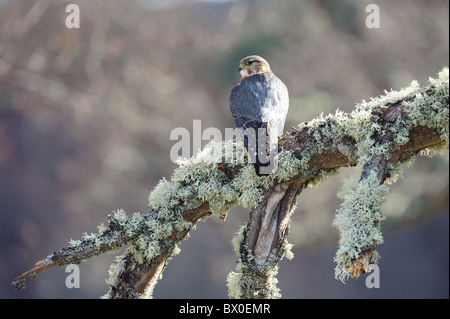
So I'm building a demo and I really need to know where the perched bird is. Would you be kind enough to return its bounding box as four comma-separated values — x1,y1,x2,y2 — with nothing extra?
230,55,289,176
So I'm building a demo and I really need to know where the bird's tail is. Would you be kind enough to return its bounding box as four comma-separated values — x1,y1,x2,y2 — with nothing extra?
253,158,273,176
244,132,275,176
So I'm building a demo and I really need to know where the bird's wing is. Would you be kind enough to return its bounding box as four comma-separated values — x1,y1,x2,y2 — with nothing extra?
230,81,264,133
230,73,289,152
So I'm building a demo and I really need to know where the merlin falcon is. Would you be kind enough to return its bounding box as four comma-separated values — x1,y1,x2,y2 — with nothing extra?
230,55,289,176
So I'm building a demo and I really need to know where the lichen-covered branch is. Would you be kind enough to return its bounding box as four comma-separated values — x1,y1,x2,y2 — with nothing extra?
228,68,448,296
13,67,449,298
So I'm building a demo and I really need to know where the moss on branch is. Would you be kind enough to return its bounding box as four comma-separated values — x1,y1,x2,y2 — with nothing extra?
13,68,448,298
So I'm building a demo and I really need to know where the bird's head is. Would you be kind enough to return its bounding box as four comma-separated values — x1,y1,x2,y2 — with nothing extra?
238,55,271,79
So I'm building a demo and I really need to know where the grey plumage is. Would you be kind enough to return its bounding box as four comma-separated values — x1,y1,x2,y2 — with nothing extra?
230,71,289,175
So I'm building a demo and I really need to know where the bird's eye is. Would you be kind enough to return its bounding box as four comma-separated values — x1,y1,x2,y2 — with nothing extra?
245,61,253,66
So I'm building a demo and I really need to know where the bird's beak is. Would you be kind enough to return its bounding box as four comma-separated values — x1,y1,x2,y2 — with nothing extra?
238,64,244,71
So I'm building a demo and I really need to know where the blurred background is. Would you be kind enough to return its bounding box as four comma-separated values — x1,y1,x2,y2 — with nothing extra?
0,0,448,299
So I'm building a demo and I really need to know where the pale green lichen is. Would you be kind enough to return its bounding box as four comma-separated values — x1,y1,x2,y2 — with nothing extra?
97,222,107,235
105,255,126,288
333,170,388,282
111,208,128,224
226,263,281,299
151,142,241,217
68,239,81,247
81,232,97,241
283,242,295,260
129,236,161,265
226,264,244,299
408,68,449,150
100,207,190,297
270,150,305,182
231,225,246,255
354,67,448,168
149,138,325,219
332,67,448,282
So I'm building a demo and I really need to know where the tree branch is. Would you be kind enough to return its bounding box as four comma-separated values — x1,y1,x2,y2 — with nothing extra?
13,68,449,298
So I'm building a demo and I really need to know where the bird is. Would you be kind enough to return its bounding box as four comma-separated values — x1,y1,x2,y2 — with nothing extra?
230,55,289,176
